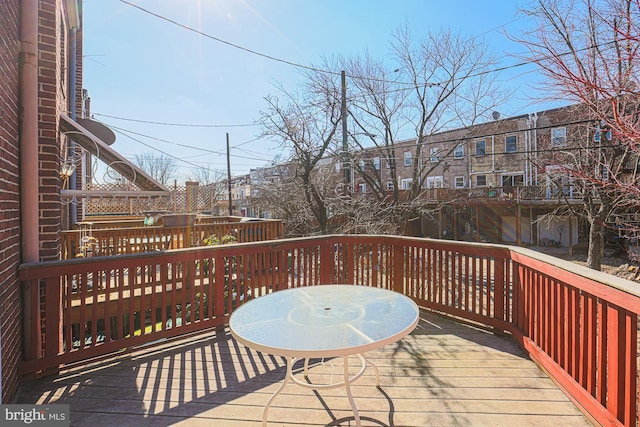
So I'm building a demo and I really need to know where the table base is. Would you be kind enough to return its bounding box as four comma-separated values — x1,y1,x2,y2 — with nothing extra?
263,354,380,427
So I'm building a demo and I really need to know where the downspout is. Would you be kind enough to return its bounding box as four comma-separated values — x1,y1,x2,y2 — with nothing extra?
69,27,78,224
20,0,39,363
67,0,80,224
20,0,39,263
525,115,531,186
532,113,538,185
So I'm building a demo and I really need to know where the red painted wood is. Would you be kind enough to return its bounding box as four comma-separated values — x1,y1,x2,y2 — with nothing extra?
18,235,640,426
607,305,622,422
518,333,625,427
623,312,637,426
597,301,608,406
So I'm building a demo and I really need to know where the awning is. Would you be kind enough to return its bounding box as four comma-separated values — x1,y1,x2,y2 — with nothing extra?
59,113,168,192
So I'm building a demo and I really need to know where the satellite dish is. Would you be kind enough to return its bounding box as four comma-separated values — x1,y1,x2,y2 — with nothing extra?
77,118,116,145
491,111,501,121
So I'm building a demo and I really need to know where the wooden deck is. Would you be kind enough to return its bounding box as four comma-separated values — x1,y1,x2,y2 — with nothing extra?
16,310,593,426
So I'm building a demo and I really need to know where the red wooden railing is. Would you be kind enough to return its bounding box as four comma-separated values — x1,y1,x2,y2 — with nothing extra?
19,235,639,426
60,219,284,259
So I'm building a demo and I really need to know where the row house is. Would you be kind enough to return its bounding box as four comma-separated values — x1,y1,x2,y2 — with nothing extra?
350,105,622,248
1,0,170,402
1,0,82,402
212,174,253,217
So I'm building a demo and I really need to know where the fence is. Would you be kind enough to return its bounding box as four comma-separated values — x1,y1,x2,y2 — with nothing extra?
19,235,639,426
61,219,284,259
82,182,220,215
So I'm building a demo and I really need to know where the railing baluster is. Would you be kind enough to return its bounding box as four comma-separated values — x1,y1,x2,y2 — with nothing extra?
19,235,640,426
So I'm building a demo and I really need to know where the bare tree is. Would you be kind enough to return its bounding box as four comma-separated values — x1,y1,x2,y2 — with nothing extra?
260,70,343,234
188,165,223,186
134,152,178,187
259,26,507,236
344,26,507,222
517,0,640,269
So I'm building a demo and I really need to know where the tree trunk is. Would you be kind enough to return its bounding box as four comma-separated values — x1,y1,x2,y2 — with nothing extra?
586,220,603,270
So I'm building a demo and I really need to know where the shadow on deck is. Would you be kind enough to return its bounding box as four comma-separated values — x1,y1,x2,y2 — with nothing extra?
16,310,592,426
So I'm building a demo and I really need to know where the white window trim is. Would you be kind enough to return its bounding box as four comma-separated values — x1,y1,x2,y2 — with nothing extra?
551,127,567,147
426,176,444,188
401,178,413,190
475,174,487,187
475,140,486,156
404,152,412,167
454,176,465,188
501,173,524,187
430,147,439,163
454,144,464,159
505,134,517,153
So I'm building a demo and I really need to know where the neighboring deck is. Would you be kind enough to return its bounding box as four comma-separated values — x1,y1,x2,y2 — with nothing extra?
16,310,592,427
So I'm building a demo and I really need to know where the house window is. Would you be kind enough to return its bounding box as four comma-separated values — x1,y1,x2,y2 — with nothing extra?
385,160,391,169
358,183,366,193
401,178,413,190
505,135,517,153
475,140,486,156
426,176,443,188
476,175,487,187
545,165,573,198
404,152,412,167
359,159,365,170
373,157,380,170
594,125,612,142
430,147,439,163
501,174,524,187
454,144,464,159
386,181,394,191
551,127,567,146
455,176,465,188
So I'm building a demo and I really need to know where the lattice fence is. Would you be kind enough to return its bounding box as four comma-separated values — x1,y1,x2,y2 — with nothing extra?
83,183,219,215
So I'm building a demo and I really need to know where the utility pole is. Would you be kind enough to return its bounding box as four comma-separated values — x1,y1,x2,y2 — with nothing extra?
341,70,350,195
227,133,233,216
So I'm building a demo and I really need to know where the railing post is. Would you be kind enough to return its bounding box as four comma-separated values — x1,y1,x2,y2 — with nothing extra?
393,244,404,293
319,242,332,284
493,256,505,331
44,277,62,366
22,279,40,360
214,254,226,316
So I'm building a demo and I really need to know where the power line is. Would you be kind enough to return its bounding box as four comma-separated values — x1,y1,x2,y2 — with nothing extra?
110,127,214,173
107,123,276,163
118,0,525,87
119,0,343,77
93,112,258,128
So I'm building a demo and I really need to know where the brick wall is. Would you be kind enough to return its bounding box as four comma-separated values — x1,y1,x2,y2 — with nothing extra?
0,0,24,404
38,0,64,261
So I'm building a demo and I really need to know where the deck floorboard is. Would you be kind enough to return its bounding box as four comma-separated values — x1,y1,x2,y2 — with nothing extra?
16,310,593,426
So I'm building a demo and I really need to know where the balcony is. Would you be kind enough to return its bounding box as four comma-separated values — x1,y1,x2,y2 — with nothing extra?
17,236,639,426
417,185,586,204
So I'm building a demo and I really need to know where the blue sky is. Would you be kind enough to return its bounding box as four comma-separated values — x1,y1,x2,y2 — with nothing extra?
82,0,554,180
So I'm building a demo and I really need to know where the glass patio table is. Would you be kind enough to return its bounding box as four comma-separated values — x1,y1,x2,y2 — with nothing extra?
229,284,420,426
